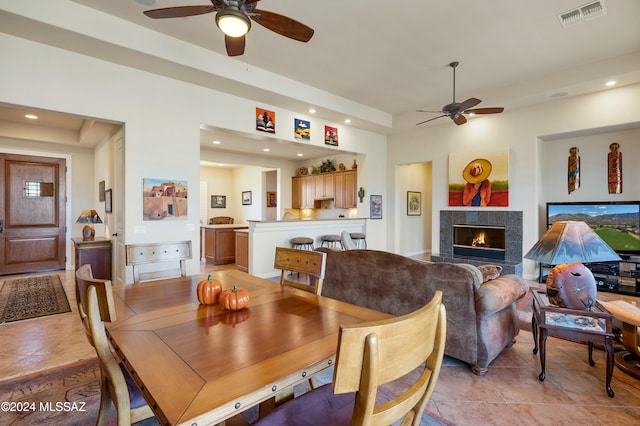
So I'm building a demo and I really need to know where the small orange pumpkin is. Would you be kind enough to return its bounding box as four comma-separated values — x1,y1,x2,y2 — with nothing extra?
219,285,250,311
197,274,223,305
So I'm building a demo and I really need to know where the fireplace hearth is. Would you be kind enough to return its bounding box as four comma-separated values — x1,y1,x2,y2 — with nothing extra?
432,210,523,276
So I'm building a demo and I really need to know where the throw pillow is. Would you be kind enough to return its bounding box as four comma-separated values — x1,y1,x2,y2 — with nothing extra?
478,264,503,282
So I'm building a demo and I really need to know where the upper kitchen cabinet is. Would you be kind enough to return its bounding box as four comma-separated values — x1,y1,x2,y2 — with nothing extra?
313,173,334,199
334,170,357,208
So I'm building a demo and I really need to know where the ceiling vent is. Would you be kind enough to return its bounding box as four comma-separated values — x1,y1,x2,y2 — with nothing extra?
558,1,607,28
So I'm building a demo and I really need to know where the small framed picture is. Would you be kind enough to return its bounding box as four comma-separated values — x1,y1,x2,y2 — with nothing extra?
242,191,252,205
105,189,113,213
407,191,421,216
370,195,382,219
99,180,105,202
267,191,276,207
211,195,226,208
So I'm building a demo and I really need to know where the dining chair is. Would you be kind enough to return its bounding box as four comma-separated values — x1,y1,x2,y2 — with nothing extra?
75,264,155,426
274,247,327,295
253,291,447,426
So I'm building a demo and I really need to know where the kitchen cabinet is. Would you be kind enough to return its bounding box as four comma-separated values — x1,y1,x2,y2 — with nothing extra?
334,170,357,208
203,226,248,265
313,173,334,199
235,230,249,272
292,170,356,209
72,237,112,280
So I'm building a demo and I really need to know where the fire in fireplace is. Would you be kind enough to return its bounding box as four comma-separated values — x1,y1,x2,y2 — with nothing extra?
453,224,506,260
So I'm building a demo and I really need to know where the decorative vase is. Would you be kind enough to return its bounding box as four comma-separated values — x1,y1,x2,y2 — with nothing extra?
352,159,357,170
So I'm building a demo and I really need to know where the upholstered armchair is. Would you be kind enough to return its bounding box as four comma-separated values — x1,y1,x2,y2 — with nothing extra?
316,248,528,375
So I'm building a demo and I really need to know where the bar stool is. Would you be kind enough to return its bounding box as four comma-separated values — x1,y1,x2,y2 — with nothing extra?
349,232,367,249
291,237,314,251
321,234,343,248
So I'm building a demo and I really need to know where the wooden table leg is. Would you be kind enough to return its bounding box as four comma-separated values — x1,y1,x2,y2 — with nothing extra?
532,312,539,355
604,336,615,398
588,341,595,366
538,328,547,381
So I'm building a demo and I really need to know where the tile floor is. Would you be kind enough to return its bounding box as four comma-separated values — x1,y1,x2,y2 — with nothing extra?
1,264,639,425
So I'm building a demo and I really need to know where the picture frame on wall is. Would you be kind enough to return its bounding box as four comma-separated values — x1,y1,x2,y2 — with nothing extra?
242,191,252,205
211,195,226,208
267,191,276,207
105,189,113,213
370,195,382,219
407,191,421,216
99,180,105,202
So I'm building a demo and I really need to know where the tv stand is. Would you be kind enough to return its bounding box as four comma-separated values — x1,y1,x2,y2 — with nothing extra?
539,258,640,297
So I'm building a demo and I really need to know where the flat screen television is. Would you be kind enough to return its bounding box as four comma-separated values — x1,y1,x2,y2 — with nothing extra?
546,201,640,256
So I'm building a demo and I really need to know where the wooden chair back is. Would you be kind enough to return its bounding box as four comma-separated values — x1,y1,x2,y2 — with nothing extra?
75,264,154,425
210,216,234,224
333,291,446,425
274,247,327,294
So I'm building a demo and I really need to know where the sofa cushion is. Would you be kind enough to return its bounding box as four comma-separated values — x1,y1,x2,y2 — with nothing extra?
477,264,503,282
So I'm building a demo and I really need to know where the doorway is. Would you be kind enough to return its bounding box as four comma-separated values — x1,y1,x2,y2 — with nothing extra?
0,153,67,275
396,162,432,257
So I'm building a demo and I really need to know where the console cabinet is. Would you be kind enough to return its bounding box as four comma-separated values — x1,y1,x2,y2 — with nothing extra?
72,237,112,280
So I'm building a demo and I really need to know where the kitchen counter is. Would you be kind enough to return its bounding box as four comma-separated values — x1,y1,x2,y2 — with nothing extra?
201,223,250,229
245,218,367,277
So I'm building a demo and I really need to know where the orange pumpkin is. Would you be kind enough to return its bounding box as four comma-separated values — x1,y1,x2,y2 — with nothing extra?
197,274,223,305
219,285,250,311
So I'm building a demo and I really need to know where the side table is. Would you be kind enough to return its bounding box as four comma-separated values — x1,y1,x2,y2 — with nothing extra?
72,237,112,280
530,288,615,397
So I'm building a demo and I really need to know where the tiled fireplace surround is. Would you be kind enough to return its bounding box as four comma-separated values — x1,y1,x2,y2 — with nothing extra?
431,210,523,276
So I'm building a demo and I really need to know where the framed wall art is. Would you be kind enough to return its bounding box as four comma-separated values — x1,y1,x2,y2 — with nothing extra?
407,191,421,216
142,178,188,221
370,195,382,219
242,191,252,205
448,147,509,207
211,195,226,208
267,191,276,207
256,107,275,133
324,125,338,146
105,189,112,213
294,118,310,140
99,180,105,202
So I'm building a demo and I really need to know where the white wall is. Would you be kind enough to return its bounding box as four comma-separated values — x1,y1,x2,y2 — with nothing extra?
388,84,640,279
0,33,387,281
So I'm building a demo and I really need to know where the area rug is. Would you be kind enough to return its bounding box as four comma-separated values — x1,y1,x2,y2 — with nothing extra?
0,274,71,323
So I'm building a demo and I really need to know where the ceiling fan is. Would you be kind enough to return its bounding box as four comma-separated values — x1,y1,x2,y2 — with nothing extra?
416,62,504,126
143,0,314,57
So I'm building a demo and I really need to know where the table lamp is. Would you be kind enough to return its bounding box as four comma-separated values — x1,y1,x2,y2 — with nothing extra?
524,220,621,310
76,209,103,241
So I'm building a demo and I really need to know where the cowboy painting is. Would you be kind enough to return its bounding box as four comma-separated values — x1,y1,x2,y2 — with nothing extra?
448,148,509,207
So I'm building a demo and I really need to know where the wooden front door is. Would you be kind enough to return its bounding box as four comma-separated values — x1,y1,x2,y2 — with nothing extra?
0,153,67,275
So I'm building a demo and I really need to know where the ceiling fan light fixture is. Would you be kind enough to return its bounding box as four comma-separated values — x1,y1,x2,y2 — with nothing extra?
216,8,251,38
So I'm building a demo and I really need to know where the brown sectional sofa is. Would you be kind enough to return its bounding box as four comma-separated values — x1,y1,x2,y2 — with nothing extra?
316,248,528,375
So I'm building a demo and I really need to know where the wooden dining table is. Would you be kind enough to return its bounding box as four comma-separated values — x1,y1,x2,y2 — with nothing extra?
107,269,389,426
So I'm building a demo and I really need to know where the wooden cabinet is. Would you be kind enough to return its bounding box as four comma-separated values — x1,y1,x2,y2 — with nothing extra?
313,173,334,199
235,230,249,272
204,226,248,265
292,170,356,209
72,237,112,280
334,170,357,208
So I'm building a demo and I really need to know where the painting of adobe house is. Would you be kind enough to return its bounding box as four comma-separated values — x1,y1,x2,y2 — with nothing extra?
143,178,188,221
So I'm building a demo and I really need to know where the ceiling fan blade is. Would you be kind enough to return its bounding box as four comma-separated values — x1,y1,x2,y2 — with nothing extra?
416,115,447,126
251,9,314,42
225,35,245,56
453,115,467,125
144,6,217,19
464,107,504,115
456,97,481,111
416,109,445,114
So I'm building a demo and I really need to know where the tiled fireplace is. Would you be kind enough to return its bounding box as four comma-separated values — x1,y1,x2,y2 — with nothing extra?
431,210,523,275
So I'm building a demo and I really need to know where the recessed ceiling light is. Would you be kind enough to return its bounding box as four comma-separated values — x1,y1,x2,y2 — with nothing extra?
25,114,38,119
345,119,351,124
309,108,316,114
606,80,616,87
297,153,303,157
263,148,270,152
217,163,225,167
212,140,221,144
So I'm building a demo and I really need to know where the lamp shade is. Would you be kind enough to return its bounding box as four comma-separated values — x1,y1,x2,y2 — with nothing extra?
76,210,102,224
524,221,621,265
